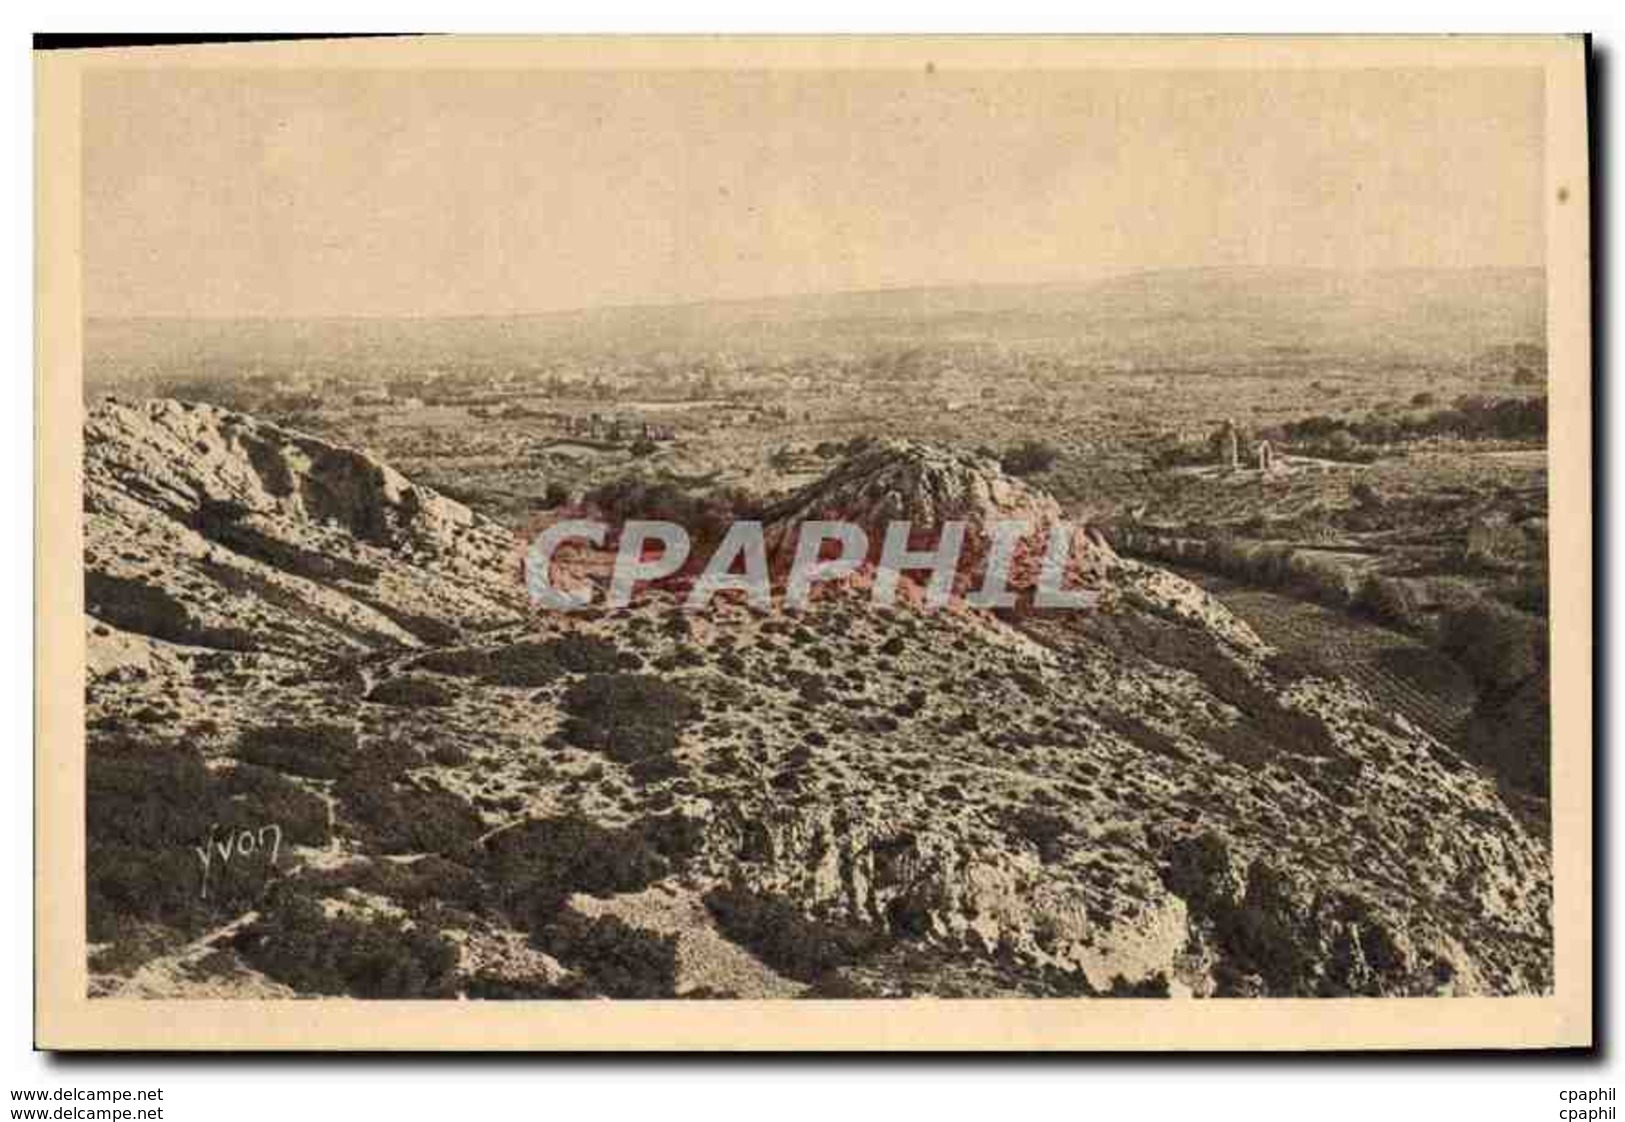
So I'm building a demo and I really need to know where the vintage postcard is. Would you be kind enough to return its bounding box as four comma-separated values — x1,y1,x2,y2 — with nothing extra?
35,35,1592,1050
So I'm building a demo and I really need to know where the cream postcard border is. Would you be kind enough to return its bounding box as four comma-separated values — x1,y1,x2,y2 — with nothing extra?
34,34,1592,1051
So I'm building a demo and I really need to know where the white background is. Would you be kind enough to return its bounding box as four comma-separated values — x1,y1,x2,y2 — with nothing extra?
3,2,1618,1116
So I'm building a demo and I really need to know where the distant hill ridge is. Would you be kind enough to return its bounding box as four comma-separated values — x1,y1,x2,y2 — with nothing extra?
86,266,1544,376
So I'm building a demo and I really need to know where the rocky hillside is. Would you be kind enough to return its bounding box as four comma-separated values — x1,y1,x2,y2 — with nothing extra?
84,398,525,660
83,400,1551,1000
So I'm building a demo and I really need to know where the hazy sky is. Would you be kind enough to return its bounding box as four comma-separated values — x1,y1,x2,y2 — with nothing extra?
83,67,1544,319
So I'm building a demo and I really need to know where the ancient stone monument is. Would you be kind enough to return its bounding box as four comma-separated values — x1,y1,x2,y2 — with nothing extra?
1256,439,1274,472
1217,419,1239,471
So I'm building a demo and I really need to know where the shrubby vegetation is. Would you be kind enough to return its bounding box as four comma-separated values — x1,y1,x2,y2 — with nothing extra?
703,884,885,983
236,722,355,779
530,912,678,998
333,772,483,855
233,895,458,998
462,972,596,1000
999,439,1060,477
409,647,493,677
84,572,257,652
583,477,761,543
216,762,331,848
1160,832,1408,996
233,720,434,789
1270,394,1546,448
411,634,632,687
1094,709,1192,765
297,855,486,911
637,811,707,863
365,675,454,708
472,812,703,996
1460,672,1551,800
480,814,671,922
481,634,625,687
815,436,875,460
86,739,311,941
1005,806,1074,865
1149,394,1546,469
1114,532,1361,613
219,806,706,999
1353,574,1424,630
1105,973,1174,997
1437,601,1546,694
1436,601,1550,798
560,673,699,766
1490,570,1550,617
191,499,380,585
349,595,462,645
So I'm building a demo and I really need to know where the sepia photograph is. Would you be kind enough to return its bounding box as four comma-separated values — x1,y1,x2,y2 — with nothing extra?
34,33,1592,1051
